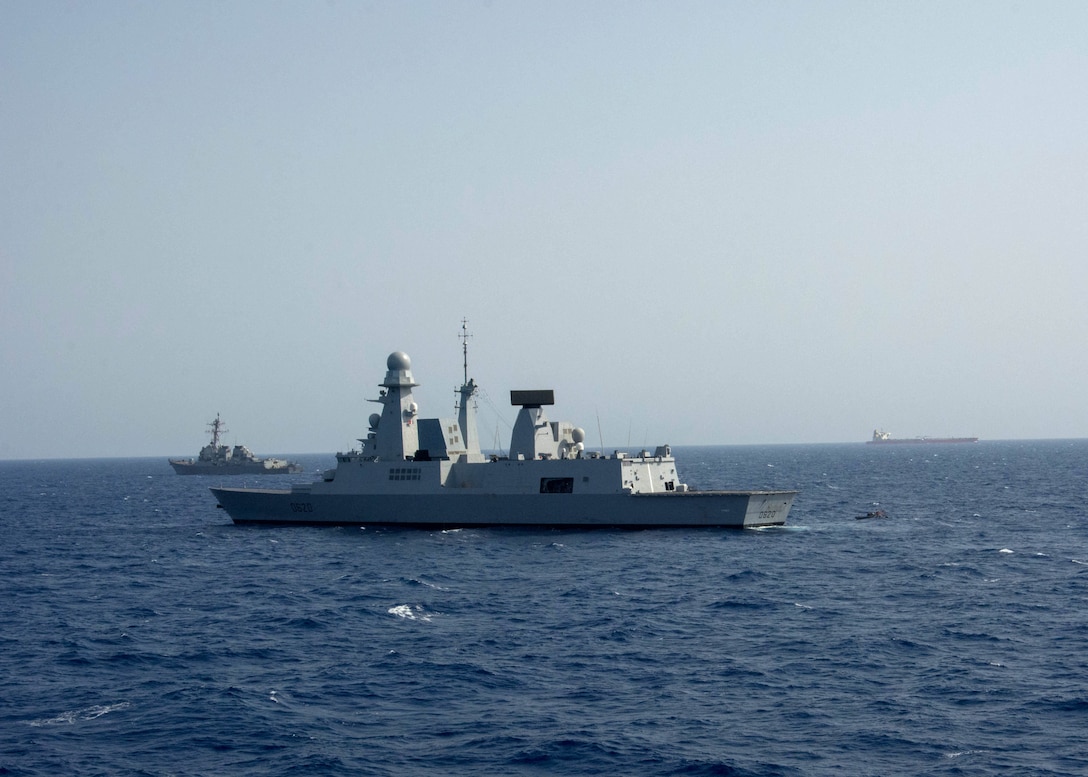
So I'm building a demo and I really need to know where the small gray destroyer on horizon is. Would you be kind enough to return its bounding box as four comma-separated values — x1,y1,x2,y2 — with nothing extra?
170,414,302,475
211,325,796,528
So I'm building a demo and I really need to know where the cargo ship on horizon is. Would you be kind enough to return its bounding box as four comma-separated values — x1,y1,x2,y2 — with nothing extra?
868,429,979,445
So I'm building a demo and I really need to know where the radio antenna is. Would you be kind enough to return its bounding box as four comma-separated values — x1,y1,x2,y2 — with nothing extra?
459,318,472,386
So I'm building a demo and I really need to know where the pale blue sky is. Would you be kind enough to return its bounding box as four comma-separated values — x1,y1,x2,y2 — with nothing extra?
3,1,1087,459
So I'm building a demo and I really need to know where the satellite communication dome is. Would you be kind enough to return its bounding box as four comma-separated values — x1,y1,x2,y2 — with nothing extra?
572,427,586,444
369,413,381,429
387,351,411,371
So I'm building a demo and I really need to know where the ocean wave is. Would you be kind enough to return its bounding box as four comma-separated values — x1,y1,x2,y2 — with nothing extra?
27,702,131,727
388,604,433,622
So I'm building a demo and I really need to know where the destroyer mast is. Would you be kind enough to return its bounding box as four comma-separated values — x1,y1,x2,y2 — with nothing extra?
456,318,482,458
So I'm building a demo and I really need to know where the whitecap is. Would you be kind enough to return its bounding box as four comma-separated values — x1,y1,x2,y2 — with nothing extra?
29,702,131,727
83,704,127,719
998,548,1013,554
411,578,448,591
388,604,432,622
946,749,988,759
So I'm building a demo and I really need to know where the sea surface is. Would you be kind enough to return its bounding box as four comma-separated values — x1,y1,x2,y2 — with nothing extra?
1,441,1086,776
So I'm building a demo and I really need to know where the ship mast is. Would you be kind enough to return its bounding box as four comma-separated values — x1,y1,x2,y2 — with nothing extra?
460,318,472,387
208,413,227,446
456,318,482,458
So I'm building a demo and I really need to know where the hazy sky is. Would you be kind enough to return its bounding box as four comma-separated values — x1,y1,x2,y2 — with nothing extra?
3,1,1087,459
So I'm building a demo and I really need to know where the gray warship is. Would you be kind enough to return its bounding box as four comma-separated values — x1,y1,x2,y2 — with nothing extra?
169,414,302,475
211,327,796,528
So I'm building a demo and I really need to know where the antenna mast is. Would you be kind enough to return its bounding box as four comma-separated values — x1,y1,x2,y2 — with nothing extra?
459,318,472,386
208,413,227,446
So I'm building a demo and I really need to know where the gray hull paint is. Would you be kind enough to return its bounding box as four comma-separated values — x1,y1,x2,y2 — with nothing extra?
170,461,302,475
210,487,797,529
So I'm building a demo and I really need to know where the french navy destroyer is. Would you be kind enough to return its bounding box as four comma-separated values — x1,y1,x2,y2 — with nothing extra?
170,414,302,475
211,331,797,528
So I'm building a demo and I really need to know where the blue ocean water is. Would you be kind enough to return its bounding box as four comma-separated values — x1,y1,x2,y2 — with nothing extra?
1,441,1086,776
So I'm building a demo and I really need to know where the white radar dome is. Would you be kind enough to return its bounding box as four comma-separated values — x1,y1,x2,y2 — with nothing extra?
387,351,411,371
572,427,586,444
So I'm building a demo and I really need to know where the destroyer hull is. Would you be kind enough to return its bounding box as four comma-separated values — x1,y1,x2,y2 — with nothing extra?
211,487,796,529
170,461,303,475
